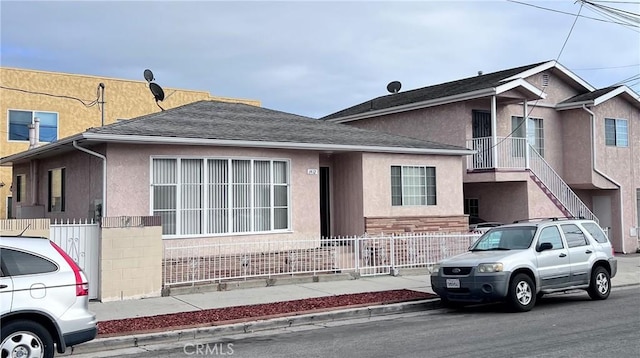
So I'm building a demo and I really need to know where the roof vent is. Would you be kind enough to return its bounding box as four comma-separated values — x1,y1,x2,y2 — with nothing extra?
542,74,550,87
477,71,483,76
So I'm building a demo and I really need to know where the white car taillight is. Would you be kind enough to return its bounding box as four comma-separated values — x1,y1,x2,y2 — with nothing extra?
50,241,89,296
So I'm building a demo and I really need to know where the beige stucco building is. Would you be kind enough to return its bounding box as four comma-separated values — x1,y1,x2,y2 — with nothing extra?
0,67,259,219
324,60,640,253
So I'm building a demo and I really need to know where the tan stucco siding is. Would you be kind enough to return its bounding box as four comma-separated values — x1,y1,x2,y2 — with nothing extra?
560,109,593,185
0,67,260,219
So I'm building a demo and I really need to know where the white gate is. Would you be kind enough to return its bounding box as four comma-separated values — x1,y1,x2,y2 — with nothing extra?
51,220,100,300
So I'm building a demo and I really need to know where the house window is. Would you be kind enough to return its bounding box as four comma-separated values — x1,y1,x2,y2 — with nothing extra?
605,118,628,147
464,198,479,218
48,168,65,212
152,158,290,236
391,165,436,206
15,174,26,203
512,116,544,157
8,110,58,142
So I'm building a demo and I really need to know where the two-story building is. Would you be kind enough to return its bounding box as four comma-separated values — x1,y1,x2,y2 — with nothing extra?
323,60,640,253
0,67,259,219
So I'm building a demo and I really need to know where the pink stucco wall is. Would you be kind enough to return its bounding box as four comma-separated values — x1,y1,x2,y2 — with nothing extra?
361,153,464,217
104,144,321,240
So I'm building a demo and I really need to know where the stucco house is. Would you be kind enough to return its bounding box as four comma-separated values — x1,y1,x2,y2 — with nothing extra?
0,66,259,219
1,100,474,244
322,60,640,253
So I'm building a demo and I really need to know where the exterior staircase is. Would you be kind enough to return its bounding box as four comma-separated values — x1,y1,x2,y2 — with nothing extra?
528,146,598,223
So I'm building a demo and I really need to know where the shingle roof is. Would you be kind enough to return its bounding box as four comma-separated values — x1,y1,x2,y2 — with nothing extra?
321,61,548,120
88,100,467,152
559,86,620,104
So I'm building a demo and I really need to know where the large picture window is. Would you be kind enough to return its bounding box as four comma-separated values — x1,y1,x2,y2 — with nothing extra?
152,158,290,236
391,165,436,206
605,118,628,147
48,168,65,212
8,110,58,142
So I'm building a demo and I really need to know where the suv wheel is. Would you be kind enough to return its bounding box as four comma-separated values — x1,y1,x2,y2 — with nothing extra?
587,266,611,300
508,274,536,312
0,320,54,358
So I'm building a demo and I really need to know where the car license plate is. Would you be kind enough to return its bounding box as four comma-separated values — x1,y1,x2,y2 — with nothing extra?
446,279,460,289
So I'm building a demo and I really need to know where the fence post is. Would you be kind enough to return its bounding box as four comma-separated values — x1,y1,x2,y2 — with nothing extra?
390,234,397,276
354,236,360,273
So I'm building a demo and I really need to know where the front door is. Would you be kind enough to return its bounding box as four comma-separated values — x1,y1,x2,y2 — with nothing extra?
472,110,492,168
320,167,330,239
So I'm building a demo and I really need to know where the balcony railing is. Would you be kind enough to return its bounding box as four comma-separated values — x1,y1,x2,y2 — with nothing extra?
466,136,528,170
466,137,598,223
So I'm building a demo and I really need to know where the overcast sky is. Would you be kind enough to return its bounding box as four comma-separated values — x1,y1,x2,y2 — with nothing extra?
1,0,638,118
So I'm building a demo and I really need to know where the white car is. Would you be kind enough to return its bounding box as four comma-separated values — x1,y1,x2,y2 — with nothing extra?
1,236,97,358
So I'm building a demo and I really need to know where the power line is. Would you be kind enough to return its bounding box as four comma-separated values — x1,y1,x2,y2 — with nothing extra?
507,0,640,29
0,85,101,108
573,64,640,70
491,2,585,149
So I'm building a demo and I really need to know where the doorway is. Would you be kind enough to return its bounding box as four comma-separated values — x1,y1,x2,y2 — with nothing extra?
320,167,330,238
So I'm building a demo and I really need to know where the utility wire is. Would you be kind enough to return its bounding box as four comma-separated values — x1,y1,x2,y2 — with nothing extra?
573,64,640,70
0,85,101,108
490,2,585,150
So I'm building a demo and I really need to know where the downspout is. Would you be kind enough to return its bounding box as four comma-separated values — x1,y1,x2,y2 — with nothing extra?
582,104,625,253
73,141,107,218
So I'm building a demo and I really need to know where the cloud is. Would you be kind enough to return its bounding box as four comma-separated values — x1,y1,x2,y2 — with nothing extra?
1,0,638,118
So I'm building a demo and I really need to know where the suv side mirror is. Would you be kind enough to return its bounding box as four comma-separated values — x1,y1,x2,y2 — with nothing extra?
537,242,553,252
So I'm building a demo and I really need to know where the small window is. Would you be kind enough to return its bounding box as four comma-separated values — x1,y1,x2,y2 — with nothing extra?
538,226,564,249
464,198,479,218
581,222,609,244
8,110,58,142
605,118,628,147
391,165,436,206
15,174,26,203
48,168,65,212
0,248,58,276
561,224,588,248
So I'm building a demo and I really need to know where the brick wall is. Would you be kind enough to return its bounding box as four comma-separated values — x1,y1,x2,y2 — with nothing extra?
365,215,468,235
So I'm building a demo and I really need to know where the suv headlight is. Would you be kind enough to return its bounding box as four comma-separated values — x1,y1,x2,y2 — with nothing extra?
431,263,440,274
477,263,503,273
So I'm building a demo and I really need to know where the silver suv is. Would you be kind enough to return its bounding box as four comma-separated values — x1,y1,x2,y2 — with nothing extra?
431,218,617,312
1,236,97,358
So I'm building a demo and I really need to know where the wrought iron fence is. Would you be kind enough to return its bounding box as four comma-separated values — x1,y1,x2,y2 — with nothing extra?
163,233,481,287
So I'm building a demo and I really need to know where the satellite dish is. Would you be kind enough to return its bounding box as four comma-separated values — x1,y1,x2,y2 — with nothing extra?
143,69,154,82
149,82,165,102
387,81,402,94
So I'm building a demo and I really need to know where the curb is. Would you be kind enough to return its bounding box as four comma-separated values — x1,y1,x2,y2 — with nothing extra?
68,298,441,355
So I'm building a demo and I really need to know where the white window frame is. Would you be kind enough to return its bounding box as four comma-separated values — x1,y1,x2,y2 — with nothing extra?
48,167,65,213
7,109,59,143
391,165,437,206
150,156,291,239
512,116,544,157
605,118,628,147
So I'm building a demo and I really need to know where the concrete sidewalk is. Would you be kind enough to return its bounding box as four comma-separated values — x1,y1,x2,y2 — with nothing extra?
66,254,639,356
89,254,639,322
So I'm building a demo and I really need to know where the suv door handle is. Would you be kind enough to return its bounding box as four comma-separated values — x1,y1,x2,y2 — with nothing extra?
559,253,567,257
0,285,7,289
585,250,593,254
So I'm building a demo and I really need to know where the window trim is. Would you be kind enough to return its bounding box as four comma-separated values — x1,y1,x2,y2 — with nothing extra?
150,156,292,239
7,109,59,143
511,116,544,157
604,118,628,147
390,165,437,207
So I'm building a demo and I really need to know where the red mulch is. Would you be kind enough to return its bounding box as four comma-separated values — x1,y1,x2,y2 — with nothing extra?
97,289,435,336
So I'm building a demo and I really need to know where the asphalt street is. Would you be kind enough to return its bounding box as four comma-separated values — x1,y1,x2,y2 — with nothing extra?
69,286,640,358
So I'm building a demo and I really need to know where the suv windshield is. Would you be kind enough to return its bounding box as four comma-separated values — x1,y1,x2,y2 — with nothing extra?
471,226,537,251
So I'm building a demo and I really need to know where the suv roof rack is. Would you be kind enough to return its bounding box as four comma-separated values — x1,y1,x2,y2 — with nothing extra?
512,217,581,223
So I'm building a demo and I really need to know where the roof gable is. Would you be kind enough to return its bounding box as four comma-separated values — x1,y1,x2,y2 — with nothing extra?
558,85,640,109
